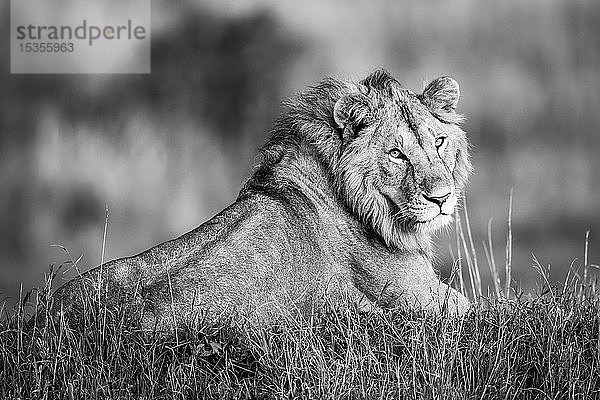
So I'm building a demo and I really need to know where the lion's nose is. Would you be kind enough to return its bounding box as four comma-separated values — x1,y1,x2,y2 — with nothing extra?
423,189,452,206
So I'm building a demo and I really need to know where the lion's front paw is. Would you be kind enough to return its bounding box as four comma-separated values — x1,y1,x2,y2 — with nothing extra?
440,287,471,316
410,284,471,317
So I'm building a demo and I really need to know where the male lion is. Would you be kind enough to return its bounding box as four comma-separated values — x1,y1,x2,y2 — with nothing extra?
49,70,472,329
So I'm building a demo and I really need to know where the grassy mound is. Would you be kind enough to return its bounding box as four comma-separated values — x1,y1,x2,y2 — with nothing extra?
1,277,599,399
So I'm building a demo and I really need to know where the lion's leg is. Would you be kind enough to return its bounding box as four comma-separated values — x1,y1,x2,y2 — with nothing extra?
378,283,469,316
422,282,470,316
372,264,471,316
356,295,382,314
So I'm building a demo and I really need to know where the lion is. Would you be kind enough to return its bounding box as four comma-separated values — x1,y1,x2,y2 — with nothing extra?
46,69,472,330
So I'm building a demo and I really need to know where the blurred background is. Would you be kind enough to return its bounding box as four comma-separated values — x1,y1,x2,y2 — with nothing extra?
1,0,599,306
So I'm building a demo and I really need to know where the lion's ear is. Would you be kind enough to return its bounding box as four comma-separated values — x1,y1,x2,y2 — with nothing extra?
421,76,460,114
333,93,372,141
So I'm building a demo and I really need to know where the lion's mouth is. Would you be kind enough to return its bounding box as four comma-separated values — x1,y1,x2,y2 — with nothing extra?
381,190,456,234
415,211,452,223
383,194,449,229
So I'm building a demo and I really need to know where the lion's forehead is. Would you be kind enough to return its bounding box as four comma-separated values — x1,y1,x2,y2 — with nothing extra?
377,93,452,145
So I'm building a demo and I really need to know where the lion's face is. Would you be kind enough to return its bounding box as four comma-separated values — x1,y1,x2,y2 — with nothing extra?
333,71,471,247
371,96,466,231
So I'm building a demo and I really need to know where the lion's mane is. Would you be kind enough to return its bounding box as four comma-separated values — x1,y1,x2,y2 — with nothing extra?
245,70,472,253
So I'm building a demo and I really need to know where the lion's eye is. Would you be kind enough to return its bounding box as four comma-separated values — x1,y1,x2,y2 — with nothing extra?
388,148,407,162
435,136,447,150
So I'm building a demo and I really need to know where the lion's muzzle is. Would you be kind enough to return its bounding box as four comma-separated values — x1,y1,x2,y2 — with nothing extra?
422,186,457,216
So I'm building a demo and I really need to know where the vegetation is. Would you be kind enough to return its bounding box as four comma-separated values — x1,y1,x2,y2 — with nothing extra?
1,1,599,398
1,211,599,399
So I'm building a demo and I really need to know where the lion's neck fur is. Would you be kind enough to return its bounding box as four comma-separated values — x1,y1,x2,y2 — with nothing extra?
243,137,434,259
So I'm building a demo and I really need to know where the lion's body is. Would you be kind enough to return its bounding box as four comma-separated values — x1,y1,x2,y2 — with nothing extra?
51,70,472,329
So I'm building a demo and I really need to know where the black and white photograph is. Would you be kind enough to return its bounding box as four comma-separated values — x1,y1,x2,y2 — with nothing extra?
2,0,600,398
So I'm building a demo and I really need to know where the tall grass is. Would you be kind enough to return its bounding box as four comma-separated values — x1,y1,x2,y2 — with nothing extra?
1,207,599,399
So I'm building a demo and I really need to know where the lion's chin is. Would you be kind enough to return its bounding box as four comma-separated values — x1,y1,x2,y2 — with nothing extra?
413,213,454,233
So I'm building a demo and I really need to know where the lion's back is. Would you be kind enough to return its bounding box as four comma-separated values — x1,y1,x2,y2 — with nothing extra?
50,192,332,327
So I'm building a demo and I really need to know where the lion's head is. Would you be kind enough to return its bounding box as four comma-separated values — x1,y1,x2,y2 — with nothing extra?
332,70,472,249
251,69,472,251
